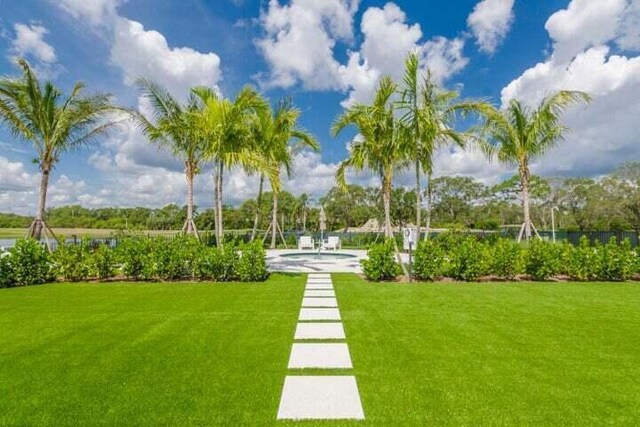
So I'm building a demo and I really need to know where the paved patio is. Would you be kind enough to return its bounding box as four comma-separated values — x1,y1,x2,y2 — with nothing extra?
266,249,367,273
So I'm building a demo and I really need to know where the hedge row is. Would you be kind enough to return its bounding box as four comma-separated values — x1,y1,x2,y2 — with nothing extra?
362,234,640,282
0,236,269,287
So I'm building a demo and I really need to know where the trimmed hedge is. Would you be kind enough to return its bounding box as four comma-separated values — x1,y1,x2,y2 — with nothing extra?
362,232,640,282
0,236,270,287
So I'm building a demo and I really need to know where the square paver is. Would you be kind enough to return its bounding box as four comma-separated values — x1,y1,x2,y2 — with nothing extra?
295,322,345,340
304,290,335,297
299,308,341,321
277,376,365,420
302,297,338,307
306,283,333,290
308,274,331,279
288,343,352,369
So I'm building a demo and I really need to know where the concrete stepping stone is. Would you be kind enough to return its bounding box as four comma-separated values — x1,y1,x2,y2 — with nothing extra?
294,322,345,340
299,308,341,321
277,376,365,420
302,297,338,308
306,283,333,290
308,274,331,279
288,343,352,369
304,290,335,297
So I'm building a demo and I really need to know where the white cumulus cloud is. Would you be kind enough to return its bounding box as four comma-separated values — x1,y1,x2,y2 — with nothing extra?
10,23,56,63
467,0,515,54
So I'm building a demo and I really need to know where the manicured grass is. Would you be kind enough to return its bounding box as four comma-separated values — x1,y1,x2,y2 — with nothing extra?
0,275,305,426
334,275,640,425
2,275,639,425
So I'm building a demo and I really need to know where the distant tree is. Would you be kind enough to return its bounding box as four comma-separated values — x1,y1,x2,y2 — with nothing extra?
431,176,486,227
0,59,121,240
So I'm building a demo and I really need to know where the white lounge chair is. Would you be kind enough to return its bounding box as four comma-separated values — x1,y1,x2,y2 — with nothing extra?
322,236,341,250
298,236,315,250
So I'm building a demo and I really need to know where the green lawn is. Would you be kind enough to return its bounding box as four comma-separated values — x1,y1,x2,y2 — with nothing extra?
1,275,639,425
0,275,305,426
334,275,640,426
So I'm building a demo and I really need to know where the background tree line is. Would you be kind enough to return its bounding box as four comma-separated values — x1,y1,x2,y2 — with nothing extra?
2,161,638,234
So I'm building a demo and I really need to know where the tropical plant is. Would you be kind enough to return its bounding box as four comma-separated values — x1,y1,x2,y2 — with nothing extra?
480,91,590,240
191,86,268,247
0,59,121,240
250,99,318,248
333,76,409,239
398,53,490,240
361,239,402,281
134,79,204,236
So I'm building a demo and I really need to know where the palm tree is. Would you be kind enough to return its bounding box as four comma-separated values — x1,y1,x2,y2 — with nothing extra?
298,193,310,232
480,91,590,240
397,52,491,240
333,76,410,239
0,59,121,242
191,86,268,247
251,99,318,249
134,78,204,236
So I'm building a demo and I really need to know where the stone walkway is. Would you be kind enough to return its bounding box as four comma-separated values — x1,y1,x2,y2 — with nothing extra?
277,274,365,420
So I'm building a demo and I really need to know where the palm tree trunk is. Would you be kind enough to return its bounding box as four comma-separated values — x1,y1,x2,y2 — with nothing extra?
415,159,421,242
382,175,392,238
213,168,220,247
184,162,195,235
521,163,532,240
424,171,433,240
250,174,264,242
30,166,51,240
302,209,306,232
217,160,225,246
270,192,278,249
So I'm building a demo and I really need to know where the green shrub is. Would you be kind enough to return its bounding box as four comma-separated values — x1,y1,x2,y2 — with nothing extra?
237,241,269,282
525,239,562,281
9,239,53,286
596,237,635,281
52,239,92,282
490,238,524,280
361,240,401,282
446,236,488,281
91,244,117,280
413,239,445,281
193,244,239,282
567,236,600,281
150,235,199,280
116,237,153,280
0,251,14,288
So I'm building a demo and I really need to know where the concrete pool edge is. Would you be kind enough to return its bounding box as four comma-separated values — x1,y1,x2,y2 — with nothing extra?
266,249,367,273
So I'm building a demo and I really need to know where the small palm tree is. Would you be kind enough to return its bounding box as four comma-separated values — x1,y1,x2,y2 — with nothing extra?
192,86,268,247
251,99,318,249
398,52,491,240
0,59,121,242
134,78,204,236
333,76,410,239
481,91,590,240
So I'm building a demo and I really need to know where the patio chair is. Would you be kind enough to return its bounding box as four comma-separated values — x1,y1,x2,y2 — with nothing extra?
322,236,341,250
298,236,315,250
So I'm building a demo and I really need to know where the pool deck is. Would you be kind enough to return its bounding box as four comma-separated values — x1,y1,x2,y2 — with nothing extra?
267,249,367,273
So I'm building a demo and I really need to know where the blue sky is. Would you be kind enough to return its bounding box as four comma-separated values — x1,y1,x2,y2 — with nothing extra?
0,0,639,214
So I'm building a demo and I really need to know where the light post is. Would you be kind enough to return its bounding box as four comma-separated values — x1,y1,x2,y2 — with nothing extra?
551,206,559,243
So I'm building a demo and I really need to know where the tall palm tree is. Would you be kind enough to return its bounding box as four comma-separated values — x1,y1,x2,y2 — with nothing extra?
251,99,318,249
191,86,268,247
134,78,204,236
0,59,121,241
298,193,310,232
481,91,590,240
333,76,410,239
397,52,491,240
